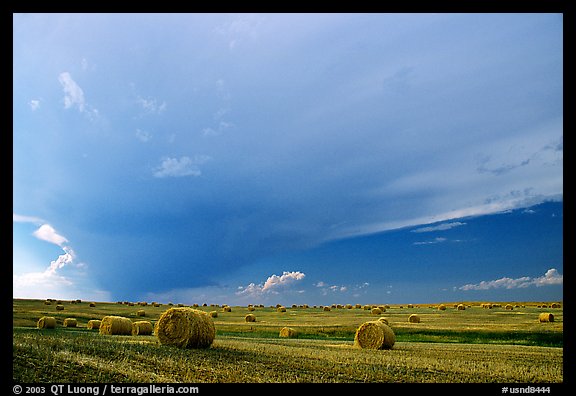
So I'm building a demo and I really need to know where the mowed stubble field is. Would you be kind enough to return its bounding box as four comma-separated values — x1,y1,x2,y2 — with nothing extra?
13,299,563,383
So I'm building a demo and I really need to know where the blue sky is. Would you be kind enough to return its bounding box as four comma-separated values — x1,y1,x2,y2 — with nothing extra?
13,13,563,305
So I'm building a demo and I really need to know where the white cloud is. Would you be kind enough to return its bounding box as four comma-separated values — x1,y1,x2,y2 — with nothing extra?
413,237,447,246
13,213,44,224
315,281,367,296
412,222,466,233
262,271,306,292
135,128,152,142
237,271,306,297
153,155,211,178
33,224,68,247
29,99,40,111
459,268,563,291
58,72,99,120
58,72,85,111
136,96,166,114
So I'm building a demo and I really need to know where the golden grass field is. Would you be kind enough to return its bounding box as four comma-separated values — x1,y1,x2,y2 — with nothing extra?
12,299,563,383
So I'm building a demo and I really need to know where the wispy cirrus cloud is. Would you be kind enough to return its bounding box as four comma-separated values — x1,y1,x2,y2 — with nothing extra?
413,237,447,246
459,268,563,291
412,222,466,233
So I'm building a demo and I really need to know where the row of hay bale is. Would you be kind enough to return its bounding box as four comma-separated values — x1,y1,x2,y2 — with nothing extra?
36,315,155,335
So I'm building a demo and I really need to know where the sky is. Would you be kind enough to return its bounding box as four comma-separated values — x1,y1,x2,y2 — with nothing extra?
13,13,563,305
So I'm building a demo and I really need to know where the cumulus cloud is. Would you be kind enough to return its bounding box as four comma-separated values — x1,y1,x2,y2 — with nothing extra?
13,215,85,299
459,268,563,291
153,155,211,178
237,271,306,297
33,224,69,247
412,222,466,233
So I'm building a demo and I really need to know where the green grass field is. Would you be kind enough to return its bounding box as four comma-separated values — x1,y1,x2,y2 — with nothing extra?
12,299,563,383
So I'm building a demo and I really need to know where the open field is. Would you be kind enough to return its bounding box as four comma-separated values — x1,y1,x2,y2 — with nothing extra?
13,299,563,383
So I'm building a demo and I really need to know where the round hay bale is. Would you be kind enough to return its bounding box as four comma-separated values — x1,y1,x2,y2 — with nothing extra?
277,306,287,312
279,327,298,338
407,304,414,308
209,311,218,318
438,304,446,311
505,304,514,310
247,306,256,311
37,316,56,329
156,307,215,349
354,320,395,350
377,317,389,325
87,320,101,330
323,306,331,312
56,305,64,311
371,307,382,315
89,302,96,307
457,304,465,310
136,310,146,317
551,303,561,308
99,316,133,336
132,320,153,335
539,312,554,323
44,300,52,305
245,314,256,322
222,306,232,312
408,314,421,323
63,318,77,327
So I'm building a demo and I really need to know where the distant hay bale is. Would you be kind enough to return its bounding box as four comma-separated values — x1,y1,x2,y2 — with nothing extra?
371,307,382,315
132,320,153,335
89,302,96,307
156,307,215,349
408,314,421,323
222,306,232,312
551,303,561,308
322,306,331,312
63,318,77,327
245,314,256,322
377,317,389,325
354,320,395,350
457,304,465,311
44,300,52,305
99,316,133,336
539,313,554,323
209,311,218,318
136,310,146,317
355,304,362,309
87,320,101,330
505,304,514,310
279,327,298,338
277,306,287,312
247,306,256,311
407,304,414,308
438,304,446,311
37,316,56,329
56,305,64,311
